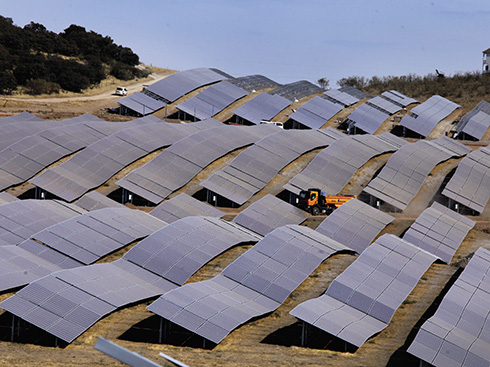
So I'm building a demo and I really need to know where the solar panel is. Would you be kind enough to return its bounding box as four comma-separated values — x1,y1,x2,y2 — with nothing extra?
400,95,461,137
74,191,125,211
269,80,323,102
316,198,394,253
117,92,167,116
117,124,278,204
289,96,344,129
0,214,260,343
150,193,225,223
0,200,84,247
403,202,475,263
324,89,360,107
381,90,419,107
233,92,292,125
455,100,490,140
442,146,490,213
346,102,395,134
145,68,231,103
30,120,220,202
0,119,127,191
233,194,308,236
201,128,342,205
147,224,351,344
290,234,437,347
0,111,44,123
176,81,248,120
284,133,406,195
364,136,470,210
230,74,280,92
0,192,19,205
407,247,490,366
32,207,167,264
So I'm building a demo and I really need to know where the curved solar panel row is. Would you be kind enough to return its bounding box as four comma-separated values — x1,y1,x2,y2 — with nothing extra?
0,118,128,191
117,92,167,116
201,128,345,205
117,124,278,204
269,80,323,102
150,193,225,223
407,247,490,367
74,191,125,212
363,136,470,211
232,92,291,125
147,224,351,345
403,202,475,264
289,96,344,129
0,111,44,123
230,74,280,92
442,146,490,213
455,100,490,140
0,207,167,291
0,199,84,247
381,90,419,107
30,119,221,202
284,133,407,196
0,216,260,343
400,95,461,137
323,89,359,107
315,198,394,254
233,194,308,236
32,207,167,265
145,68,231,103
176,81,248,121
0,192,19,205
290,234,437,348
346,96,402,134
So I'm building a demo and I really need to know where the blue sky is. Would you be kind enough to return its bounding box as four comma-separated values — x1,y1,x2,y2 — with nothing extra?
2,1,490,86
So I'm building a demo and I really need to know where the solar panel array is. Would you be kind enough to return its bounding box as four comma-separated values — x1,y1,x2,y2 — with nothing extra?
0,200,84,247
0,119,127,191
381,90,419,107
150,193,225,223
456,100,490,140
289,96,344,129
117,92,167,116
147,224,350,344
323,89,360,107
284,133,407,195
117,124,278,204
0,192,19,205
0,240,82,292
0,216,259,343
407,247,490,366
0,111,44,123
268,80,323,102
176,81,248,120
403,202,475,263
315,198,394,253
233,194,308,236
201,128,345,205
346,97,401,134
442,146,490,213
145,68,231,103
230,74,280,92
232,92,292,125
30,119,221,202
363,137,470,210
338,86,370,100
74,191,125,211
290,234,437,347
400,95,461,137
32,207,167,264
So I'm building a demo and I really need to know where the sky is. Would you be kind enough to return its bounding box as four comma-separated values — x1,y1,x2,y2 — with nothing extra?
2,0,490,86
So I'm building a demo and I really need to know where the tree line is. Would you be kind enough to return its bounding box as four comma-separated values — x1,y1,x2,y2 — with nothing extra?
0,17,148,94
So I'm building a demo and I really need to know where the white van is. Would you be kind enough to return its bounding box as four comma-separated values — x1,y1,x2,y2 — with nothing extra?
115,86,128,96
260,120,284,128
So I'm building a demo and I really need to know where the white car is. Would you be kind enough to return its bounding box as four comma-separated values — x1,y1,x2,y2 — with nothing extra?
115,86,128,96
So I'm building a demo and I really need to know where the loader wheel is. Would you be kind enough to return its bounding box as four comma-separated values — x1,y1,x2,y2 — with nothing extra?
311,206,320,216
